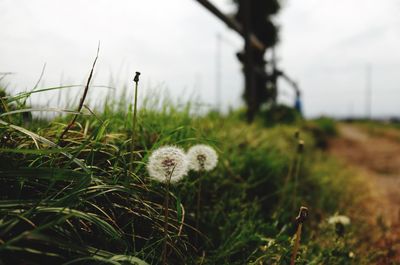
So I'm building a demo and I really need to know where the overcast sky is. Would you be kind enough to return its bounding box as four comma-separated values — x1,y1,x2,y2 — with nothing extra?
1,0,399,117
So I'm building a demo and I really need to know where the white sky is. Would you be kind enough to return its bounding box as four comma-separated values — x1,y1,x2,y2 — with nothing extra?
1,0,399,118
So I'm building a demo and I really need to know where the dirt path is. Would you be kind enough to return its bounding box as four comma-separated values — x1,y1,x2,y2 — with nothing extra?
329,123,400,263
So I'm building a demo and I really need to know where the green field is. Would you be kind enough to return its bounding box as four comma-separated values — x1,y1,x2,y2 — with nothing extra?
0,87,372,264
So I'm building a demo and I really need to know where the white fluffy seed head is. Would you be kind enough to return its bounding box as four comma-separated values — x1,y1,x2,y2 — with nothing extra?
187,144,218,172
147,146,189,183
328,215,351,226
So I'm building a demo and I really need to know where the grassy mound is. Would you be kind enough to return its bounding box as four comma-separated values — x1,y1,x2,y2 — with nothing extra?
0,88,369,264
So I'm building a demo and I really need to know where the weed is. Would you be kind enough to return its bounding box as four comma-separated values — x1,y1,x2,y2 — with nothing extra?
0,82,372,264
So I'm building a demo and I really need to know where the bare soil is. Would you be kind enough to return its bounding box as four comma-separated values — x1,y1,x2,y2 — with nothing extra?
329,123,400,264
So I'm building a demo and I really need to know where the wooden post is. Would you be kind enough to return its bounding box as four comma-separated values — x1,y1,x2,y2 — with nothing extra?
271,45,278,103
194,0,265,51
194,0,299,120
242,0,256,122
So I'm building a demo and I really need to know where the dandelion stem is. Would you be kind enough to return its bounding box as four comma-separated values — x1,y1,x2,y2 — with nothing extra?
292,140,304,211
279,131,300,210
286,131,299,186
292,154,302,210
290,206,308,265
162,179,170,265
290,223,302,265
129,72,140,173
162,168,174,265
195,178,202,244
278,151,297,210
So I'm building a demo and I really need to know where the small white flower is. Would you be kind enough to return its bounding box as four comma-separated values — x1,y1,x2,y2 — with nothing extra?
328,215,351,226
187,144,218,172
147,146,188,183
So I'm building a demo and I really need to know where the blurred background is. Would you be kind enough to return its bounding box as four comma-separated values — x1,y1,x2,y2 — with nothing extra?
1,0,399,118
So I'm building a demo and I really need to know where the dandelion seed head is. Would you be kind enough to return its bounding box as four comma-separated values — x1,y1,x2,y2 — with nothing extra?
187,144,218,172
328,215,351,226
147,146,188,183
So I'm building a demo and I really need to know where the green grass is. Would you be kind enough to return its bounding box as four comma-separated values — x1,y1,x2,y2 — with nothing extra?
0,86,370,264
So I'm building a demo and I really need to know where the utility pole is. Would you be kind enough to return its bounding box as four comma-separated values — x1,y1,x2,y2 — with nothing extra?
195,0,265,51
194,0,298,121
271,45,278,103
241,0,255,122
366,64,372,120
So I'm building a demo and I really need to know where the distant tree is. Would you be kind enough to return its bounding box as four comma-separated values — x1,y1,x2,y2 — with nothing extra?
234,0,281,120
